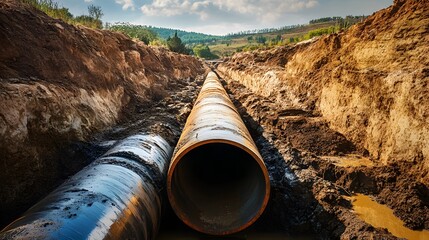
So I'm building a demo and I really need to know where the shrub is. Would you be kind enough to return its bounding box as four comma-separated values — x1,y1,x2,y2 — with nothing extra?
21,0,103,29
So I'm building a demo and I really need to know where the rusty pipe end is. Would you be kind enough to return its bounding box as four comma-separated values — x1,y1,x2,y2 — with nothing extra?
167,139,270,235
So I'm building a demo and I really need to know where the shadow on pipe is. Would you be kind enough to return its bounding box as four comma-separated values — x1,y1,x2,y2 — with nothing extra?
167,72,270,235
0,135,172,240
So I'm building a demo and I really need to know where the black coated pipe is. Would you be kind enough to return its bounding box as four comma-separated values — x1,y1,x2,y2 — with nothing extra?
0,134,172,240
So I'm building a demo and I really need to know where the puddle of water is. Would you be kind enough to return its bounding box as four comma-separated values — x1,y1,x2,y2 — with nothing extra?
321,155,374,167
349,194,429,240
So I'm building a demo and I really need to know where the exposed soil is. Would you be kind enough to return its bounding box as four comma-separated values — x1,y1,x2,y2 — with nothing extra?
218,75,397,239
215,0,429,238
218,0,429,181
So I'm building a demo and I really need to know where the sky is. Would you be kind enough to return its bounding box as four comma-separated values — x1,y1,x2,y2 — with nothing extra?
56,0,393,35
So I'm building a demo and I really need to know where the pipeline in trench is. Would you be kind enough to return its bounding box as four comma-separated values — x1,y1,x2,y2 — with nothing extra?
167,72,270,235
3,70,413,239
0,72,272,239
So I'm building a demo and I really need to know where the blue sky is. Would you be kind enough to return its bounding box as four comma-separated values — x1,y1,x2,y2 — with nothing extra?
56,0,393,35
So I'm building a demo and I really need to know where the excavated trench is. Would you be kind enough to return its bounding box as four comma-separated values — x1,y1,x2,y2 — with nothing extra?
2,0,429,238
1,70,428,239
156,70,429,240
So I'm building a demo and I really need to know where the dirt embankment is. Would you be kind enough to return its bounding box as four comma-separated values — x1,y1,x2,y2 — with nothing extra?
217,0,429,237
0,0,205,226
218,0,429,184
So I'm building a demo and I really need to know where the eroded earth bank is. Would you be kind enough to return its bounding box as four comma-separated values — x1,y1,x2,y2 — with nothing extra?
217,0,429,238
0,0,206,227
1,0,429,239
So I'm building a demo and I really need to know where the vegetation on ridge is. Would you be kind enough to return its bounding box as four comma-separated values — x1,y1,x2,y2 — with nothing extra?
107,23,160,45
22,0,103,29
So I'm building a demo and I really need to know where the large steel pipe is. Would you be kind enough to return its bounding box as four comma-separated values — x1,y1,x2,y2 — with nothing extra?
0,134,171,240
167,72,270,235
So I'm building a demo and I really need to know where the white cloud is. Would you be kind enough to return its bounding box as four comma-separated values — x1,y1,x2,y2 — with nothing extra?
141,0,318,22
115,0,135,10
84,0,93,2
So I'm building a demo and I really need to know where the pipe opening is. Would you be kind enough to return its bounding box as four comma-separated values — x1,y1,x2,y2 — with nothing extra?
170,142,267,234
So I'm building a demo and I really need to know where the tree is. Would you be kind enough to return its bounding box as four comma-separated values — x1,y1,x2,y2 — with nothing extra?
88,5,103,21
256,35,267,44
167,31,188,54
193,45,218,60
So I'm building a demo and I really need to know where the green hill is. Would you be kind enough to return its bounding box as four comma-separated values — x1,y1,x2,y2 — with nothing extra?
108,16,365,58
145,26,223,44
208,16,365,57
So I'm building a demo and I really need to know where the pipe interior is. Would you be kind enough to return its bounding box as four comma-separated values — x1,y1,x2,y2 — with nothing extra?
171,143,266,233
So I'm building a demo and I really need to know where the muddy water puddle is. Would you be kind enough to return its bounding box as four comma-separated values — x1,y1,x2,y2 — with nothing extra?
349,194,429,240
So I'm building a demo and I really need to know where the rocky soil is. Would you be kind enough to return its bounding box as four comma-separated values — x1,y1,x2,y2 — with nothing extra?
0,0,205,227
217,0,429,238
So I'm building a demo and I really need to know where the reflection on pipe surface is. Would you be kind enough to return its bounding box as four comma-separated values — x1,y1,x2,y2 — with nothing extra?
0,135,172,240
167,72,270,235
